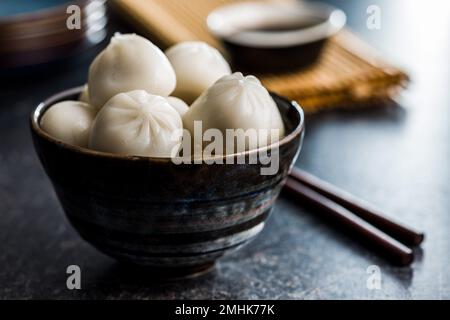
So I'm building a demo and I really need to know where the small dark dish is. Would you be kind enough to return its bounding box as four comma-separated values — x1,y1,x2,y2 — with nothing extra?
30,86,304,277
207,1,346,73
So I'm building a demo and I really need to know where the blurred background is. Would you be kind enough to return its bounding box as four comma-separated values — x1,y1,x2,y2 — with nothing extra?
0,0,449,299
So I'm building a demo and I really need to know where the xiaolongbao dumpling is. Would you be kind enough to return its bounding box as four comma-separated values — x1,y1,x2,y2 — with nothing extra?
88,33,176,109
166,96,189,116
165,41,231,104
89,90,183,157
41,101,96,147
183,72,285,152
79,84,89,104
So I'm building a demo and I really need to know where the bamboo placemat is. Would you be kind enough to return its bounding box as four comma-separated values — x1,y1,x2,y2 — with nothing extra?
112,0,409,113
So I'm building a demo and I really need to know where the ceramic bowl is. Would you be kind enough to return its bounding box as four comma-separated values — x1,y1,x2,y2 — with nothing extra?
0,0,107,69
207,1,346,73
30,86,304,276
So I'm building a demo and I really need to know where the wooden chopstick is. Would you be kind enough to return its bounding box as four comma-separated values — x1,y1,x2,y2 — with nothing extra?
289,168,424,246
284,178,414,266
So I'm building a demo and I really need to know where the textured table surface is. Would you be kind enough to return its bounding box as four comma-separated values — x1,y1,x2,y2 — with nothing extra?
0,0,449,299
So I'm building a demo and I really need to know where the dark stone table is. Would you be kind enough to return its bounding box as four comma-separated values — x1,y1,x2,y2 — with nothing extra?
0,0,449,299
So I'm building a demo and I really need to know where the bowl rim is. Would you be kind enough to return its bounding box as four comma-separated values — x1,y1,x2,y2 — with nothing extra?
206,1,346,48
30,86,305,163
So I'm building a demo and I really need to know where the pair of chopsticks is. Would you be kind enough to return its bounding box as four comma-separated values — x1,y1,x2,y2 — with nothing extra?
284,168,424,266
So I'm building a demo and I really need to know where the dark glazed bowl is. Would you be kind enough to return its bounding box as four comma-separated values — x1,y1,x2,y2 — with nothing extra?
207,1,346,73
30,86,304,276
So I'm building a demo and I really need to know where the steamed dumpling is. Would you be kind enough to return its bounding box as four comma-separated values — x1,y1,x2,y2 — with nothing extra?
183,72,285,152
88,33,176,109
41,101,96,147
166,96,189,116
165,41,231,104
79,84,89,104
89,90,183,157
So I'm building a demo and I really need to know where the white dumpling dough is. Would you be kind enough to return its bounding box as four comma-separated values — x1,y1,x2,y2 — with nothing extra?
79,84,89,104
88,33,176,108
89,90,183,157
166,96,189,116
165,41,231,104
183,72,285,152
41,101,96,147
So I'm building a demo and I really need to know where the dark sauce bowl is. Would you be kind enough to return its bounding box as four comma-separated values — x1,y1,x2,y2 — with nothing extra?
207,1,346,73
30,86,304,277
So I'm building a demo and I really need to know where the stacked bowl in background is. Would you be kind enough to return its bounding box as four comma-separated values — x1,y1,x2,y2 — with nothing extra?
0,0,107,69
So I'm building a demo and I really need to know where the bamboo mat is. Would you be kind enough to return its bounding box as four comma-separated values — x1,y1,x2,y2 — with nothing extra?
112,0,409,113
